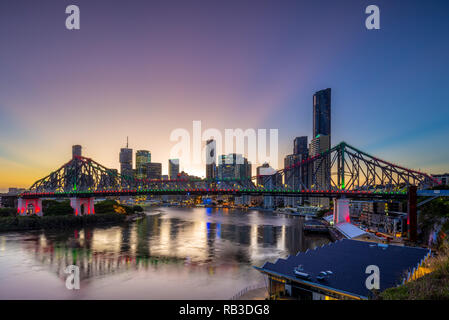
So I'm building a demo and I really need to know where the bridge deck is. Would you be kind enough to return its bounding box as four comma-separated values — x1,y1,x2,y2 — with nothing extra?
19,189,408,200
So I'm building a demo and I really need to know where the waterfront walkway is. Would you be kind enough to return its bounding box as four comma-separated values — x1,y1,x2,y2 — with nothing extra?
236,287,268,300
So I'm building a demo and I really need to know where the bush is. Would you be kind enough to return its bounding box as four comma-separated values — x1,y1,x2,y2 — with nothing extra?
133,205,143,212
94,200,118,214
94,200,136,215
418,197,449,246
0,213,126,232
0,207,16,217
316,209,329,218
43,200,73,216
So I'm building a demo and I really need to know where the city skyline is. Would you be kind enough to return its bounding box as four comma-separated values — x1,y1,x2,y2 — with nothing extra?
1,0,449,191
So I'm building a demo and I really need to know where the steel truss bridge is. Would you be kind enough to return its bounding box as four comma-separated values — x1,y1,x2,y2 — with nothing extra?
20,142,439,200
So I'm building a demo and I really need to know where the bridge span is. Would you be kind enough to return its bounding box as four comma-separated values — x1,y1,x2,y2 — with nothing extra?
15,142,442,242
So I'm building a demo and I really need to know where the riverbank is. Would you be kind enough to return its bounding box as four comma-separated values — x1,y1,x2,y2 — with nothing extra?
0,212,138,232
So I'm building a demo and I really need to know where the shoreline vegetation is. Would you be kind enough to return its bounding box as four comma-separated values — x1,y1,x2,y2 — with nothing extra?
379,246,449,300
0,199,144,232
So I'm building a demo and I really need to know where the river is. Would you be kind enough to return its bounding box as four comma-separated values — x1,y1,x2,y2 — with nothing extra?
0,207,330,299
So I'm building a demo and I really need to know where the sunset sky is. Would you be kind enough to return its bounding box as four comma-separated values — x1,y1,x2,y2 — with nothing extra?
1,0,448,191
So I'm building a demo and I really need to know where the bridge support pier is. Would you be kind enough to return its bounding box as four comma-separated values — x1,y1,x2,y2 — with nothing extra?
70,197,95,216
408,186,418,242
333,198,350,225
17,198,43,216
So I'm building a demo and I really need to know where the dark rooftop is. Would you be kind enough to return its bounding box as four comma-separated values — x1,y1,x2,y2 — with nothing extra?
255,239,430,299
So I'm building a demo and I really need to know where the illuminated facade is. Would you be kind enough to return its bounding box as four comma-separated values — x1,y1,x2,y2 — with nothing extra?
136,150,151,179
145,162,162,180
217,154,251,180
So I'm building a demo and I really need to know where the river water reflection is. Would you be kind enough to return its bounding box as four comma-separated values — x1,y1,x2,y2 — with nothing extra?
0,207,330,299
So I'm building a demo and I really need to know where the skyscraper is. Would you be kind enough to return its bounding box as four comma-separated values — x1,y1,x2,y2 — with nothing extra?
169,159,180,179
284,153,307,207
136,150,151,179
145,162,162,180
309,134,330,208
72,145,82,158
206,139,216,179
293,136,308,156
285,136,309,206
313,88,331,145
119,138,133,178
217,154,251,180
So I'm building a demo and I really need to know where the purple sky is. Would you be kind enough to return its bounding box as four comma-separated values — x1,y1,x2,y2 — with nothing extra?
0,0,448,190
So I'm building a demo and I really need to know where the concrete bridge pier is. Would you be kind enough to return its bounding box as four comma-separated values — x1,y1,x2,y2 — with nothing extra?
333,198,350,225
408,186,417,242
70,197,95,216
17,198,43,216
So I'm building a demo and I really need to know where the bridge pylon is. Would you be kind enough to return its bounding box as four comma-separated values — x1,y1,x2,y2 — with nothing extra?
407,186,418,242
333,198,350,225
17,198,43,216
70,197,95,216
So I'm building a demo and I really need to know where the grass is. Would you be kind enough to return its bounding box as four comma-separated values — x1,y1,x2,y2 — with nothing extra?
380,247,449,300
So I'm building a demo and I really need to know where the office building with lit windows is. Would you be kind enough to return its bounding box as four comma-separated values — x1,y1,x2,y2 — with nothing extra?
217,154,251,180
309,134,330,208
293,136,308,156
145,162,162,180
119,147,133,178
206,139,217,179
136,150,151,179
169,159,180,179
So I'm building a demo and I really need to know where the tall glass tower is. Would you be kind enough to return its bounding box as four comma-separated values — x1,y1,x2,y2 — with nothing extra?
136,150,151,179
119,137,133,178
313,88,331,145
293,136,308,156
205,139,216,179
169,159,180,179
